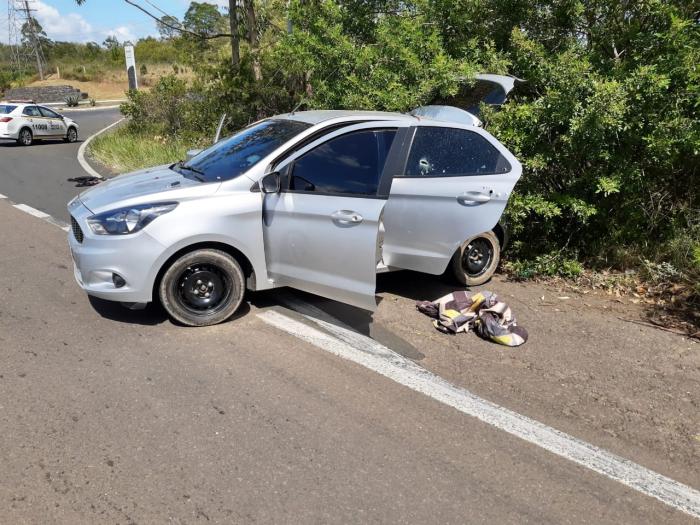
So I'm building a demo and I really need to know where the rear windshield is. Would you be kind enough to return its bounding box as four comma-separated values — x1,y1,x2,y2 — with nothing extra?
175,119,312,183
0,105,17,114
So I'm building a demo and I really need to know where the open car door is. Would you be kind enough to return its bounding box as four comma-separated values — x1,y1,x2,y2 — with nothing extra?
411,73,521,127
382,123,522,276
262,121,411,311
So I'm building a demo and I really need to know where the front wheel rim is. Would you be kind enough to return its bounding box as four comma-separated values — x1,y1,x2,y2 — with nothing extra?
176,263,233,316
68,129,77,141
461,238,494,277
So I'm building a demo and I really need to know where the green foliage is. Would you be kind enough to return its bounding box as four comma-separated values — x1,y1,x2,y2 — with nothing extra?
183,2,224,36
64,94,80,107
119,75,213,139
89,126,192,174
272,1,475,112
478,2,699,277
505,253,584,279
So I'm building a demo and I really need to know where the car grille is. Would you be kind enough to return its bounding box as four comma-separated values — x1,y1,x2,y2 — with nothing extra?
71,216,84,243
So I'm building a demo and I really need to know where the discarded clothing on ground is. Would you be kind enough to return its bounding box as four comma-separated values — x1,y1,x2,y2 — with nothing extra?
416,291,528,346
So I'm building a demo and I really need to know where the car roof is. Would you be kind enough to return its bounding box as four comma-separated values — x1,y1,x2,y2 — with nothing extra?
1,101,31,106
275,110,417,125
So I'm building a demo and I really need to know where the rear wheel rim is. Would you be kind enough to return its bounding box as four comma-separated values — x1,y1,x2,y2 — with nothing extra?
20,130,31,145
461,238,494,277
175,263,233,317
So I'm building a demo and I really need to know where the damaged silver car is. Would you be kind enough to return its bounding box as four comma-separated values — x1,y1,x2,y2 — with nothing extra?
68,75,522,326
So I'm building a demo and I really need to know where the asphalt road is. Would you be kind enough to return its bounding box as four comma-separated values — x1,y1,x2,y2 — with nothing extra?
0,109,697,523
0,107,122,221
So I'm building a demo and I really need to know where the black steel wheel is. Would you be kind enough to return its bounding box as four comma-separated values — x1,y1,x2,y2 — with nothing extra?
159,249,245,326
18,128,33,146
451,231,501,286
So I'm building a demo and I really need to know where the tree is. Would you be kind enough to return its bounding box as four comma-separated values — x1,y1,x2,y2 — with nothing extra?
228,0,240,70
183,2,224,37
157,15,182,40
21,18,52,50
102,35,120,50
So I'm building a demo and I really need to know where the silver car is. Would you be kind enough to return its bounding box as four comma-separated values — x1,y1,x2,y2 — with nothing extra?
68,82,522,326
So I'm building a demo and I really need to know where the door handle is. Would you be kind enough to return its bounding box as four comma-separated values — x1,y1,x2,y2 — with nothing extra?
331,210,363,225
457,191,492,206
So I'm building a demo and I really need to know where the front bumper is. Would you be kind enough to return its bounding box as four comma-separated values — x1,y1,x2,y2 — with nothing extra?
68,201,166,303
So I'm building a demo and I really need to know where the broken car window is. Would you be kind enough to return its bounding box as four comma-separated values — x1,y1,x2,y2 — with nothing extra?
405,127,510,177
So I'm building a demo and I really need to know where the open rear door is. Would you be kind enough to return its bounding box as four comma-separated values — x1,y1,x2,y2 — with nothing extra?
382,123,522,275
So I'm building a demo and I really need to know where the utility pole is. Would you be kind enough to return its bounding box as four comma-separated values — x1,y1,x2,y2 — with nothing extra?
21,0,44,79
8,0,46,80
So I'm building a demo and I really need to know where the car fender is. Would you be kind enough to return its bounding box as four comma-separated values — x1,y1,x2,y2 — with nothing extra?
142,233,269,302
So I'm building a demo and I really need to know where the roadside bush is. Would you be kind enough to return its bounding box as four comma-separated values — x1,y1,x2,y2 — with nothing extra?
120,75,212,139
505,253,584,280
64,94,80,107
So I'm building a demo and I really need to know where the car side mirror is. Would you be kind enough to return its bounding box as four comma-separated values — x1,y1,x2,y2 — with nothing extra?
260,172,281,194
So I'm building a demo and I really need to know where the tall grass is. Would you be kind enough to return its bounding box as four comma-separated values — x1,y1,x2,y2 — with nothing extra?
89,126,190,173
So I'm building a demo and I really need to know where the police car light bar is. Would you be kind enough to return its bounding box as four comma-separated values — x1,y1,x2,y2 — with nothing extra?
4,99,36,104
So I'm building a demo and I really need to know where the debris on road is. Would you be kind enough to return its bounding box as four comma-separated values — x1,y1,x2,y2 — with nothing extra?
67,175,102,187
417,290,528,346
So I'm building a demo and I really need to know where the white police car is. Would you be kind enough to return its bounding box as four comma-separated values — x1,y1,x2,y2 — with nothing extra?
0,100,79,146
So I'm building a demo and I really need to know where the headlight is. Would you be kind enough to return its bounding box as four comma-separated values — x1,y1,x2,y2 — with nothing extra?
87,202,178,235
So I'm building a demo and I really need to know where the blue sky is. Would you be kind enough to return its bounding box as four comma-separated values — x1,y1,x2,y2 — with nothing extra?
4,0,227,44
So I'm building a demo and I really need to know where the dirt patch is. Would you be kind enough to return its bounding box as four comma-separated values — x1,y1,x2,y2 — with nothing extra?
369,271,700,487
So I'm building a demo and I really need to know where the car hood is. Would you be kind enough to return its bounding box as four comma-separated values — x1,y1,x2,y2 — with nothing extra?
78,164,220,214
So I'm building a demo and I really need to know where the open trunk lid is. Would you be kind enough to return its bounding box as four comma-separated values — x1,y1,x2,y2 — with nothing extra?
411,73,521,127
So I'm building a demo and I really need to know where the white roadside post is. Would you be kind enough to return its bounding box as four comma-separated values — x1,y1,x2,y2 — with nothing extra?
124,44,138,91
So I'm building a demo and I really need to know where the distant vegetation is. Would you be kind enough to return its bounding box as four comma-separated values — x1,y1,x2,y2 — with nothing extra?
0,31,184,93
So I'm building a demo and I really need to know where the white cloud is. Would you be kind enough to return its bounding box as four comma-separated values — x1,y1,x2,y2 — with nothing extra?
106,26,137,44
31,1,141,44
34,1,94,41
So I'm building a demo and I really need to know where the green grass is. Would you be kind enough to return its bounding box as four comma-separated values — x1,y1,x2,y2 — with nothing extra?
88,126,191,173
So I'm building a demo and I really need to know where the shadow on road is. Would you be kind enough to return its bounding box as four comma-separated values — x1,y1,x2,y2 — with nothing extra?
0,139,79,148
88,295,253,327
376,270,462,302
86,271,456,361
252,287,427,361
88,296,169,326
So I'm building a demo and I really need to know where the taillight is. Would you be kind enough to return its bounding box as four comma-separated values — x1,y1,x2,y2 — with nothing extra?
0,117,12,123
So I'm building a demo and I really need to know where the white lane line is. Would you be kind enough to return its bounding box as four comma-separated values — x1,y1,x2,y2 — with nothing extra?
9,202,69,231
77,117,125,179
13,203,50,219
258,309,700,519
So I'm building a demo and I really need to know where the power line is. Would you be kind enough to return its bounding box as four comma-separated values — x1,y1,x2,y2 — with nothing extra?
142,0,175,20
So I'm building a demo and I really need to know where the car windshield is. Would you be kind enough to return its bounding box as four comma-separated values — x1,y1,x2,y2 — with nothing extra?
0,105,17,114
173,119,311,182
